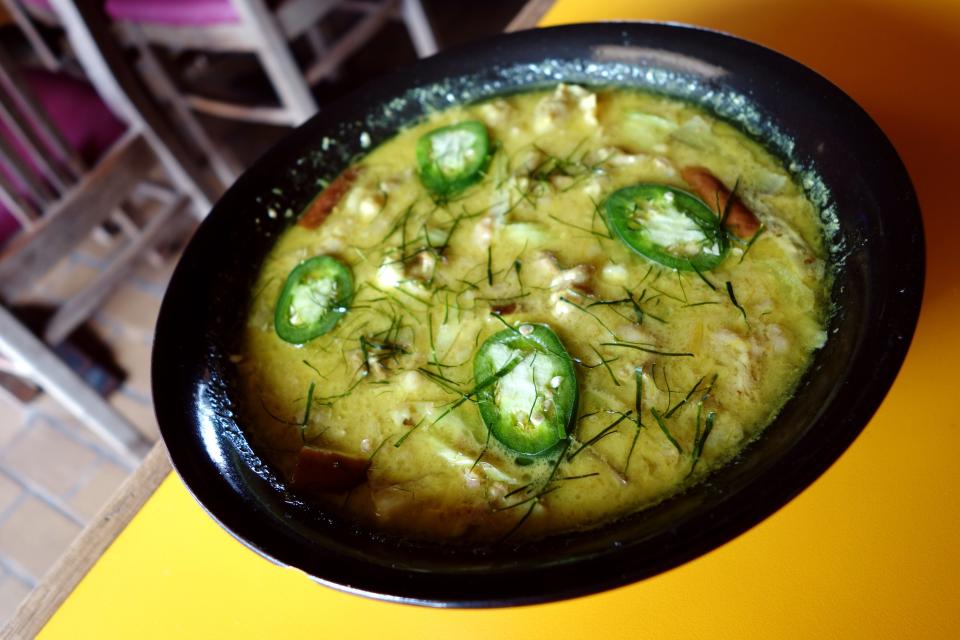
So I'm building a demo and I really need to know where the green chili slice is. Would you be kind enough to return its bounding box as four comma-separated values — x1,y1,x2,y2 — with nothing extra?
473,323,577,455
274,256,353,344
605,184,727,271
416,120,490,197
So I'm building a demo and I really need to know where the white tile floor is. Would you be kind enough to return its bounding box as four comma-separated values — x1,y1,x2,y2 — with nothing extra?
0,232,177,624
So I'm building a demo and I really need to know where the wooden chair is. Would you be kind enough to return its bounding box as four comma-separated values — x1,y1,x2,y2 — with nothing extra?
4,0,246,184
0,3,221,462
5,0,438,182
103,0,438,126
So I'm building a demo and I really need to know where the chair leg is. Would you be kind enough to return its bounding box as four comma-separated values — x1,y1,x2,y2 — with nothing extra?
400,0,438,58
303,0,396,85
0,304,151,464
232,0,318,125
304,25,339,82
253,49,317,125
128,26,239,187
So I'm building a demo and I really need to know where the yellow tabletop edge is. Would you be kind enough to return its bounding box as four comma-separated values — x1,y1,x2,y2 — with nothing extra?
3,443,172,639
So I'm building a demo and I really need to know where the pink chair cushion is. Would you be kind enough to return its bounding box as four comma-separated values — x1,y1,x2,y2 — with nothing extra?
24,0,241,26
105,0,240,26
0,69,125,249
19,0,53,13
0,207,19,248
20,69,126,165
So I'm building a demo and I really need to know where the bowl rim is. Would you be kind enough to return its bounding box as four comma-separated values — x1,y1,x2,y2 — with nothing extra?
152,20,925,608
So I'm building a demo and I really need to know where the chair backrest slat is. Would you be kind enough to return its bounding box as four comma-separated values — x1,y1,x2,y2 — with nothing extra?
0,46,85,179
0,170,39,226
0,91,72,193
0,125,57,207
2,0,62,71
0,130,153,300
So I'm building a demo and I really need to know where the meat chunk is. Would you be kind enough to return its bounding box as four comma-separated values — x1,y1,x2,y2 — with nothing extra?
533,252,596,319
680,166,761,239
298,166,362,229
533,84,599,134
290,446,370,495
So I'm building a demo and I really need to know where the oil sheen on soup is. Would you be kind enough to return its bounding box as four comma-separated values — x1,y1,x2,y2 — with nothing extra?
238,85,830,542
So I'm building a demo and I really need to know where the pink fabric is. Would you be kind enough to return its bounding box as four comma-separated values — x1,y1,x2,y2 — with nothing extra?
0,69,125,249
24,0,240,26
105,0,240,26
20,0,53,13
0,207,19,247
20,69,125,165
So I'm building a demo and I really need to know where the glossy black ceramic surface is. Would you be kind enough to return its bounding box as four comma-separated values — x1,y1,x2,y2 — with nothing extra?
152,22,924,607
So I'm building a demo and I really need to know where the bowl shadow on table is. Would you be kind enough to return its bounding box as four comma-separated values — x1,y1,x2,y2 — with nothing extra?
678,0,957,307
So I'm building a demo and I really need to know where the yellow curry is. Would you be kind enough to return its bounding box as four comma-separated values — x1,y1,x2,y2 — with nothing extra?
238,85,830,542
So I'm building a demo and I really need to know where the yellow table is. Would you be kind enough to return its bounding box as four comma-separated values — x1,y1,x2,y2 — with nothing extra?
29,0,960,637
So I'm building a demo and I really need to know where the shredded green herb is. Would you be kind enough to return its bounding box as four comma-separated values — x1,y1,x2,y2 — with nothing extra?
559,296,618,338
589,345,621,386
486,245,494,286
556,472,600,482
688,406,716,477
367,436,391,463
312,377,364,407
499,439,571,542
298,382,317,442
397,354,524,447
650,407,683,454
675,270,688,303
258,395,301,426
623,367,645,475
719,177,741,229
725,281,749,325
471,428,492,473
416,367,462,394
664,375,706,418
381,202,417,243
301,360,326,379
630,289,668,324
689,262,717,291
739,223,766,263
548,213,612,239
568,411,631,461
600,342,695,358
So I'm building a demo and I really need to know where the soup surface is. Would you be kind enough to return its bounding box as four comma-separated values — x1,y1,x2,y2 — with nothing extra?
238,85,830,542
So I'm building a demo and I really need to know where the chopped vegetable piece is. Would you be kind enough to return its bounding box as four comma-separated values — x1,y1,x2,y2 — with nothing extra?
274,256,353,344
416,120,490,197
474,323,577,455
298,166,362,229
680,166,761,239
605,184,727,271
290,446,370,495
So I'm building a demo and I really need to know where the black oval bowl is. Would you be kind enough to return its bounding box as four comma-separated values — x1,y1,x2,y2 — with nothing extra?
152,22,924,607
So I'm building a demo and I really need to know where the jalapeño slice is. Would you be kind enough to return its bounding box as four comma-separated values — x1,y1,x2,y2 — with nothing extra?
605,184,727,271
274,256,353,344
474,323,577,456
416,120,490,197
